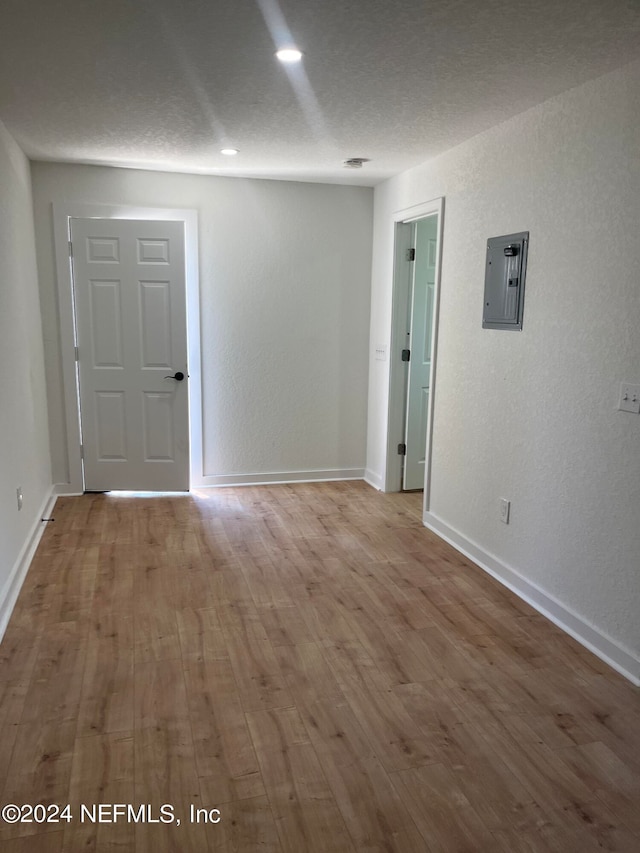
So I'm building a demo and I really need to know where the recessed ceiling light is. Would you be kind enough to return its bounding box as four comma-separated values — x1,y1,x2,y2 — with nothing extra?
343,157,370,169
276,48,303,63
220,148,239,156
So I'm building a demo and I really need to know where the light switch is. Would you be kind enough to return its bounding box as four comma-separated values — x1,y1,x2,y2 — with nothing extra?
618,382,640,414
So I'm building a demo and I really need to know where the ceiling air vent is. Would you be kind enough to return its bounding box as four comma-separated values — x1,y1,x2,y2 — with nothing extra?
343,157,369,168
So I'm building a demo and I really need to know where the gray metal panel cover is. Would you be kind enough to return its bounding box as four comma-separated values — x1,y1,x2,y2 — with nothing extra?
483,232,529,330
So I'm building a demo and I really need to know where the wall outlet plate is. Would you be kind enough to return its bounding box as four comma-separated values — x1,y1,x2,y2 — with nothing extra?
619,382,640,414
499,498,510,524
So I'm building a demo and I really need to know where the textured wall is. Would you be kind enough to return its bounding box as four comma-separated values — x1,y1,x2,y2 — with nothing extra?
0,121,51,596
368,61,640,660
30,164,373,484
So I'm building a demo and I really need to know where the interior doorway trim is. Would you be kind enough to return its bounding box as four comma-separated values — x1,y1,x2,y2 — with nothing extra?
385,197,444,508
52,202,201,494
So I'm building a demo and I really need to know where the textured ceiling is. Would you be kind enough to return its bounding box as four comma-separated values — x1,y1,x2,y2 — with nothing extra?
1,0,639,186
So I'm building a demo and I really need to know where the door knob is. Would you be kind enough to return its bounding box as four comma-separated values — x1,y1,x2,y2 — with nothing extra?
164,371,185,381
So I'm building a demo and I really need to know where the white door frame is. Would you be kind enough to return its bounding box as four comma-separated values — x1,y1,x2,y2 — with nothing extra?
53,202,201,494
385,197,444,509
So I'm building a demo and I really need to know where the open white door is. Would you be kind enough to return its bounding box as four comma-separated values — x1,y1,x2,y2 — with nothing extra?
386,197,442,498
403,215,438,491
71,218,189,491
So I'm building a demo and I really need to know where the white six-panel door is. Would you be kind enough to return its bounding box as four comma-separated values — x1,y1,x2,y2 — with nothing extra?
71,218,189,491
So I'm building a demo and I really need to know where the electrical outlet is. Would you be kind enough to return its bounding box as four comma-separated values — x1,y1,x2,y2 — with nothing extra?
499,498,510,524
16,487,23,511
618,382,640,414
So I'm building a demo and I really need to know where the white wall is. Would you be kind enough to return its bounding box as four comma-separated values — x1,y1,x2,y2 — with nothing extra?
0,120,52,634
368,61,640,678
31,164,373,486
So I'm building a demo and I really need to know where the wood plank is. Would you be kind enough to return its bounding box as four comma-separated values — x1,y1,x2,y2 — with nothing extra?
222,609,293,712
134,726,209,853
64,732,135,851
391,680,467,734
258,605,318,647
295,699,429,851
246,706,355,853
76,635,135,736
238,551,296,610
0,834,64,853
196,795,282,852
429,721,541,831
275,642,346,706
336,676,441,771
93,544,135,616
183,659,263,791
177,606,229,662
323,638,391,694
392,762,496,852
134,659,190,731
133,659,207,853
470,715,596,816
20,621,87,725
0,719,76,842
555,740,640,834
134,606,182,663
550,796,640,852
0,623,42,679
0,681,27,781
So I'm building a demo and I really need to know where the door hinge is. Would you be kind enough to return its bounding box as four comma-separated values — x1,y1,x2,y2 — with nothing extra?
397,443,407,456
74,346,79,362
406,248,415,261
80,444,84,460
401,349,410,362
68,240,73,257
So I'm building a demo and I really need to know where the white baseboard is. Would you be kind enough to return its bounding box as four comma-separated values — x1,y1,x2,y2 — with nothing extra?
54,484,83,496
0,488,57,643
364,469,383,490
193,468,365,488
423,510,640,687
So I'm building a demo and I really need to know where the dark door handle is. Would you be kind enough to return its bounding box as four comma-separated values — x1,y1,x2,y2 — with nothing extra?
164,371,185,381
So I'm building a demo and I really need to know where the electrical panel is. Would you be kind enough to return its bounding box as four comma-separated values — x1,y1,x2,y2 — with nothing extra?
483,231,529,330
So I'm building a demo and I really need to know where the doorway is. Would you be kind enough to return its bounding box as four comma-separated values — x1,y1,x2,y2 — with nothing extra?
403,215,438,490
385,198,443,505
71,217,189,491
53,203,201,495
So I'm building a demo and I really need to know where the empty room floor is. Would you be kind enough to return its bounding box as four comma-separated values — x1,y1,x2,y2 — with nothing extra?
0,481,639,852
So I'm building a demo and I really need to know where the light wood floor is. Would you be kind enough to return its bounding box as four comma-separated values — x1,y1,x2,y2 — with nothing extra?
1,482,639,852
